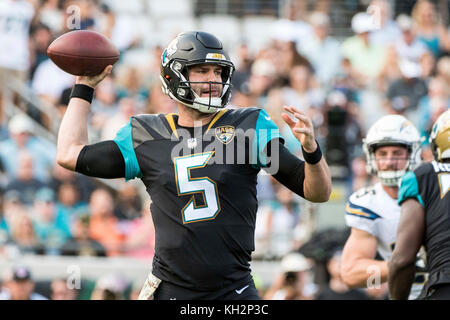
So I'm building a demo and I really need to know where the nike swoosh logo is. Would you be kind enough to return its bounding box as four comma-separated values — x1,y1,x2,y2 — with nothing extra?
265,116,271,121
235,285,250,295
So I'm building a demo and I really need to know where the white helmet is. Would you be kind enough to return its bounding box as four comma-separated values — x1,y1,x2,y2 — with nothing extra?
363,115,422,187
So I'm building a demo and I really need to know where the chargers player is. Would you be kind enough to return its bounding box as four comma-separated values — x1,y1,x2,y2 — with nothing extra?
390,110,450,299
340,114,426,299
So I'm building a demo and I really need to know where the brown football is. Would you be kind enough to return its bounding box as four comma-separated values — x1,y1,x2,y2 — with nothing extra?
47,30,120,76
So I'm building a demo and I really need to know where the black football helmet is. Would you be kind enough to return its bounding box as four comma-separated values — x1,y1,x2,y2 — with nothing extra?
160,31,235,113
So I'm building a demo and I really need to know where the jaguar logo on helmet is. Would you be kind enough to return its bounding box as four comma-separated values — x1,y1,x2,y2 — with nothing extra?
430,110,450,161
363,115,422,187
159,31,235,114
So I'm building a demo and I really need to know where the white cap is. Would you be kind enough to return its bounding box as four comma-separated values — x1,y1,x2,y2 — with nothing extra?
309,12,330,26
396,14,414,31
351,12,376,34
8,114,34,135
399,59,422,78
251,59,276,78
281,252,310,272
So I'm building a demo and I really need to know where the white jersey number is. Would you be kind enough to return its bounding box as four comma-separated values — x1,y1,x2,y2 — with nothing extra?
174,152,220,223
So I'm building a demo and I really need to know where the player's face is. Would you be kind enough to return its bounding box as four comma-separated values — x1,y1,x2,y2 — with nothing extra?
188,64,223,98
374,145,409,171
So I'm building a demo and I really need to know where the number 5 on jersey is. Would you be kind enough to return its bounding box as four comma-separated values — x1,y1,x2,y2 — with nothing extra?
174,152,221,223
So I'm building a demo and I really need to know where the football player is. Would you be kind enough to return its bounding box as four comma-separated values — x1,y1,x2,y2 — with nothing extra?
56,31,332,300
340,114,426,299
389,110,450,300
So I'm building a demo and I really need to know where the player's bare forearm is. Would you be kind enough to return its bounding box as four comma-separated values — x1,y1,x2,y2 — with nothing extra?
303,157,331,202
56,97,90,170
56,66,112,170
281,105,331,202
388,260,416,299
388,199,425,299
341,259,388,288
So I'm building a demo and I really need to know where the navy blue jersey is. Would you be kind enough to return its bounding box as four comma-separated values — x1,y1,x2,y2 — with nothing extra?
113,107,283,290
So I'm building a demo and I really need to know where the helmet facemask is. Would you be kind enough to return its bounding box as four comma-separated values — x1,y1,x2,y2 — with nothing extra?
362,115,422,187
365,143,416,187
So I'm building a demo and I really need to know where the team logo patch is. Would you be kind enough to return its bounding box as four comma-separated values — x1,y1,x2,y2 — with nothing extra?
215,126,235,144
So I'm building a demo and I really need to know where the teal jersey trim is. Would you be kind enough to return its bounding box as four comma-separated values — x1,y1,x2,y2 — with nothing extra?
113,120,142,181
398,171,425,207
252,109,282,168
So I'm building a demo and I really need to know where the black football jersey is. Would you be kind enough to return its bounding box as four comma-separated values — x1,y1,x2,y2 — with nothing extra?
113,107,283,290
399,161,450,290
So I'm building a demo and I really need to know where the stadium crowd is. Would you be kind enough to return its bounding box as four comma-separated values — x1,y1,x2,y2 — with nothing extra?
0,0,449,299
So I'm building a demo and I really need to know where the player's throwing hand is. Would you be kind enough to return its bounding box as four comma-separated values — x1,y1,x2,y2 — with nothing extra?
76,65,113,88
282,106,317,152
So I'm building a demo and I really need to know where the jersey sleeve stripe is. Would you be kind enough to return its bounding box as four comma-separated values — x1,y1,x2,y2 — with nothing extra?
345,201,381,220
398,171,425,207
113,120,142,181
252,109,283,168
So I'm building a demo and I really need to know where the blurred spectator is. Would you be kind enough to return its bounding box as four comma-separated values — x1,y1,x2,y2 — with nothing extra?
0,113,56,183
55,181,89,228
60,213,106,257
101,97,137,141
411,0,450,58
231,58,277,107
416,77,449,147
49,163,95,204
4,151,46,205
280,63,325,129
264,252,315,300
36,0,64,35
297,12,342,87
114,183,142,221
31,58,74,107
122,203,155,260
231,43,254,96
89,75,118,140
32,187,71,255
315,250,370,300
323,90,363,181
0,0,36,122
88,188,126,256
115,67,149,110
385,59,428,117
436,56,450,84
0,265,47,300
145,81,177,115
341,12,388,85
368,0,402,46
90,273,129,300
395,14,429,64
6,210,43,255
420,50,436,81
50,278,79,300
256,185,300,259
29,23,53,80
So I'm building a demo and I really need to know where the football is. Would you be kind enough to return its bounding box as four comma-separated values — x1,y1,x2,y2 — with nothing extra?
47,30,120,76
